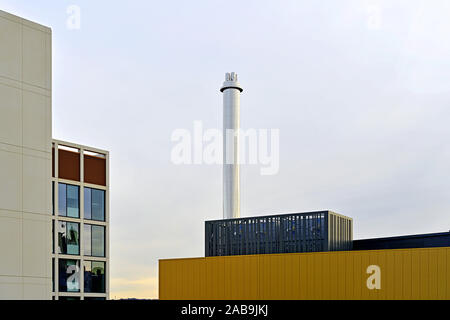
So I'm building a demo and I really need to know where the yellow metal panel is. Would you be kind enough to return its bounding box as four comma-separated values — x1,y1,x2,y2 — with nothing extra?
411,249,420,299
274,254,283,300
447,248,450,299
290,253,300,300
230,256,240,300
268,255,277,299
352,252,362,299
159,247,450,300
429,249,438,299
158,260,165,299
337,253,346,300
369,250,383,300
402,250,412,300
345,253,354,299
385,250,394,300
224,256,232,299
420,249,429,299
306,253,313,299
316,254,325,300
298,253,308,299
437,248,446,299
322,253,331,300
360,251,370,300
329,254,338,299
393,251,403,300
217,257,224,299
258,254,267,299
284,254,292,300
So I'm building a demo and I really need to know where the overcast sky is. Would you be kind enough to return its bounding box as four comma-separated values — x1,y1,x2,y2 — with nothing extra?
3,0,450,299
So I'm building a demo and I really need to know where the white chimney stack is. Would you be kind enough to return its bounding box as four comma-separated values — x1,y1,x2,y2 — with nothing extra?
220,72,243,219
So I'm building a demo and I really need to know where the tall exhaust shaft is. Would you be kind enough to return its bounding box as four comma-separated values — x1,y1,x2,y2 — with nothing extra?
220,72,243,219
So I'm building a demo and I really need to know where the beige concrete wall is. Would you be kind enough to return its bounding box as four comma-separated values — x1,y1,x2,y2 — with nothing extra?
0,10,52,299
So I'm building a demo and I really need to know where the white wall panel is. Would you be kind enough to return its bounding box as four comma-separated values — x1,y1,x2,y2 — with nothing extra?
0,214,22,276
0,10,52,300
0,16,22,81
0,150,22,212
0,84,22,146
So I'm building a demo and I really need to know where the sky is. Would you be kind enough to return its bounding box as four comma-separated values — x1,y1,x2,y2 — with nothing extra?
2,0,450,299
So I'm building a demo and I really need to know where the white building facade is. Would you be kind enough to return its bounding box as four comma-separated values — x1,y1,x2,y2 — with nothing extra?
0,10,109,300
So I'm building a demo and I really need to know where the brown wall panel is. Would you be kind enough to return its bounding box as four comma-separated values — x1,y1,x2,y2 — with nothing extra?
58,149,80,181
84,155,106,186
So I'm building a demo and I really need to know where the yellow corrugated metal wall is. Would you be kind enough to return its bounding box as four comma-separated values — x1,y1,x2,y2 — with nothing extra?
159,247,450,300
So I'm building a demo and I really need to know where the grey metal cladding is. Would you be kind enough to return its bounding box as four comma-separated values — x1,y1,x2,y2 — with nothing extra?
205,211,353,257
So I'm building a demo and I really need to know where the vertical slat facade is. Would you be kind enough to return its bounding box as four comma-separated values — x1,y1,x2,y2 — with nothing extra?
205,211,352,257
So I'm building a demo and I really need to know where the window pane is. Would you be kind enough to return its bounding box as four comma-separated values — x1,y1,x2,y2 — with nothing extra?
91,189,105,221
84,261,105,293
92,261,106,293
92,225,105,257
52,258,55,292
52,182,55,215
58,221,67,254
59,222,79,255
58,259,80,292
84,224,91,256
84,188,91,220
66,222,79,255
58,183,66,216
52,220,54,254
66,185,79,218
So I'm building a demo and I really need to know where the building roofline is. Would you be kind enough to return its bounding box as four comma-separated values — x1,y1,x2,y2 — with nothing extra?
354,231,450,242
52,138,109,155
0,9,52,34
205,210,351,223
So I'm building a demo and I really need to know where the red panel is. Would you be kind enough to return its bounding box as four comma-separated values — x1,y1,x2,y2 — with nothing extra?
84,155,106,186
58,149,80,181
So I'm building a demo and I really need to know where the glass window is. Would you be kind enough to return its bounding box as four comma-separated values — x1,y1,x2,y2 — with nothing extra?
58,183,79,218
52,220,55,254
92,189,105,221
92,225,105,257
52,258,55,292
84,187,105,221
84,224,91,256
59,259,80,292
84,188,91,220
84,261,105,293
58,183,66,216
52,182,55,215
67,185,79,218
84,224,105,257
58,222,66,254
58,221,80,255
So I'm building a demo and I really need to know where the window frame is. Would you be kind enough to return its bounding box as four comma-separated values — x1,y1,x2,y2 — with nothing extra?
83,260,106,293
84,224,106,258
58,259,80,293
58,183,80,218
84,187,105,222
58,221,80,256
